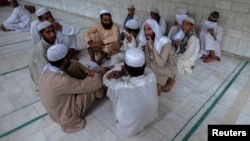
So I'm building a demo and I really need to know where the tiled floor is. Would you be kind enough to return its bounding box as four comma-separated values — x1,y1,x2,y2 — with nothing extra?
1,3,250,141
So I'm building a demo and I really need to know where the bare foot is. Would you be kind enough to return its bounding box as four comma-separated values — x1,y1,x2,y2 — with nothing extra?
161,78,176,93
203,57,217,63
200,54,209,59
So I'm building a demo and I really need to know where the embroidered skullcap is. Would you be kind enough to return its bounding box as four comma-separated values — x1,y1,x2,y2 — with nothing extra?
183,17,194,24
99,9,111,15
178,8,188,15
125,48,145,67
47,44,68,62
35,7,49,16
125,19,139,30
209,11,219,21
37,21,52,31
127,4,135,9
150,8,159,14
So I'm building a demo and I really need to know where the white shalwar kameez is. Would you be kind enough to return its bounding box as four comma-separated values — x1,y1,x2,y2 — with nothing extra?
103,64,158,137
30,20,80,49
199,22,223,58
3,6,31,31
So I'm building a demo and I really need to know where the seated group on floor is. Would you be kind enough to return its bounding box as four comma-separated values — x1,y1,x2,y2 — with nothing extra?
2,1,224,137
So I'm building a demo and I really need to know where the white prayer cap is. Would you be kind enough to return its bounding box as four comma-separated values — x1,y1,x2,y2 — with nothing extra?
37,21,52,31
99,9,111,15
150,8,159,14
125,19,139,29
127,4,135,9
183,17,194,24
178,8,188,15
35,7,49,16
47,44,68,62
125,48,145,67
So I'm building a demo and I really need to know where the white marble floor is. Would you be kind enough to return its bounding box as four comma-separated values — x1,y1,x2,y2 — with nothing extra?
0,3,250,141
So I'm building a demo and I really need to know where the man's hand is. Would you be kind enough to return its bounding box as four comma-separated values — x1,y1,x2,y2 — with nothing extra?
88,40,104,48
52,21,62,31
106,70,121,80
175,40,181,47
146,37,154,49
125,33,132,43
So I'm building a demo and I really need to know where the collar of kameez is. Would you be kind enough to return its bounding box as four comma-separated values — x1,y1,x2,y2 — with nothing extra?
41,64,64,75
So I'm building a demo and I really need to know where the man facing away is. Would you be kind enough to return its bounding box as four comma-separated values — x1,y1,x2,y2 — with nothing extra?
1,0,31,32
83,9,120,65
103,48,158,137
39,44,104,133
199,11,223,63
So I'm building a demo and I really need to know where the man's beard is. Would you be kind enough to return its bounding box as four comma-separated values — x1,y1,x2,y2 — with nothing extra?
101,22,113,29
44,37,56,45
145,33,155,41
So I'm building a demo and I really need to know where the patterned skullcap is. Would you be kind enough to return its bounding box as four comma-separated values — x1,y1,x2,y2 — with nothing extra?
209,11,220,21
47,44,68,62
35,7,49,16
125,48,145,67
150,8,159,14
37,21,52,31
99,9,111,15
125,19,139,29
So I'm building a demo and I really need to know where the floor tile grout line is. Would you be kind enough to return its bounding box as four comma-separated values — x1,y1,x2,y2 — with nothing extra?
0,100,40,118
182,61,248,141
0,26,90,47
0,113,48,139
171,61,244,141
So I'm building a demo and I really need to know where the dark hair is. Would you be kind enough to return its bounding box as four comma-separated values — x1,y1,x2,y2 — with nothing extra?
100,13,111,19
49,55,67,68
126,27,140,34
124,62,145,77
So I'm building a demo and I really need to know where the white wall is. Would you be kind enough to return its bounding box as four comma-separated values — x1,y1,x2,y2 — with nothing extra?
21,0,250,59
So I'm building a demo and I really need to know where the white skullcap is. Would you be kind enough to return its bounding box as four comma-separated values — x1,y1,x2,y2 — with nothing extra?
178,8,188,15
125,19,139,29
127,4,135,9
99,9,111,15
35,7,49,16
37,21,52,31
150,8,159,14
184,17,194,24
125,48,145,67
47,44,68,62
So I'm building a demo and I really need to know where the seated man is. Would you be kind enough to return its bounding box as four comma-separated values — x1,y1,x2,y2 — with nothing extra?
173,17,200,74
39,44,104,133
111,19,140,65
120,4,140,40
138,19,177,95
199,11,223,63
30,7,80,59
29,21,91,95
168,8,188,42
149,8,167,35
103,48,158,137
1,0,31,32
83,9,120,65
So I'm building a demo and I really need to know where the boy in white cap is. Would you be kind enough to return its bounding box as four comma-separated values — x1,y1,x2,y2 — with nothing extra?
199,11,223,63
174,17,200,74
39,44,104,133
30,7,80,52
103,48,158,137
110,19,140,65
83,9,120,65
138,19,177,96
149,8,167,35
120,3,140,40
1,0,31,32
